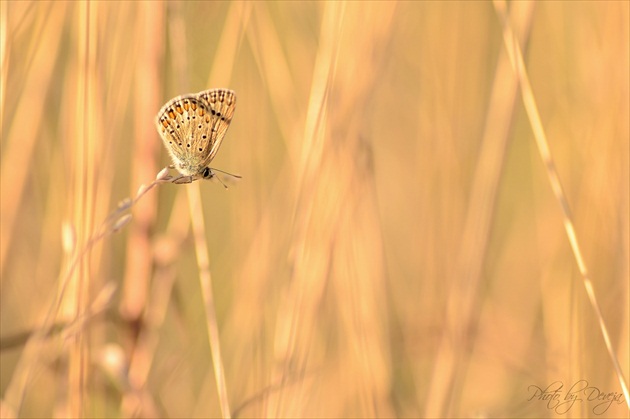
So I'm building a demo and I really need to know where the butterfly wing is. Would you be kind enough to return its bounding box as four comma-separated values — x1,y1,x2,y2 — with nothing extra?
155,93,206,175
196,89,237,166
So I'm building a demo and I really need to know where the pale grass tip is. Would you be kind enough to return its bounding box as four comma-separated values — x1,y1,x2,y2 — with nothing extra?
136,184,148,197
117,198,133,211
156,166,171,181
112,214,132,232
92,281,117,311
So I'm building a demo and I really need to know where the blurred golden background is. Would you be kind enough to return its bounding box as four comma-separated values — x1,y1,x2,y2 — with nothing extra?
1,1,628,418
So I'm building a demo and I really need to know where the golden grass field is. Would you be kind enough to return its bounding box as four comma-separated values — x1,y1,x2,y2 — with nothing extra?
1,1,628,418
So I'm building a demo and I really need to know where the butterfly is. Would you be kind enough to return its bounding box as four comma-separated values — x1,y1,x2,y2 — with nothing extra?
155,88,237,183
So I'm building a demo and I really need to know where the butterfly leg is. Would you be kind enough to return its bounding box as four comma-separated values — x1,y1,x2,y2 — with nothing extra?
172,175,195,184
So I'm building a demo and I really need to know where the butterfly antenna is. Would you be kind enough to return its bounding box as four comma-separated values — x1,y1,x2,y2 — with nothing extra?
214,173,229,189
211,167,242,179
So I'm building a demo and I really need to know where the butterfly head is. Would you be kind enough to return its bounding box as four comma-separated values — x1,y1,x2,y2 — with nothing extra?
201,167,214,179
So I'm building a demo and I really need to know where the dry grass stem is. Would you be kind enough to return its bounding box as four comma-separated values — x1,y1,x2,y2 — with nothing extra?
494,0,630,408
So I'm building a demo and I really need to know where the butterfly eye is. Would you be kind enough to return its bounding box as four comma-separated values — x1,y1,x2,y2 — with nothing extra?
202,167,213,179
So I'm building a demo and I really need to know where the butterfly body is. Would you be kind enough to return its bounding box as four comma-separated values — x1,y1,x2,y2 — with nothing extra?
155,88,236,179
